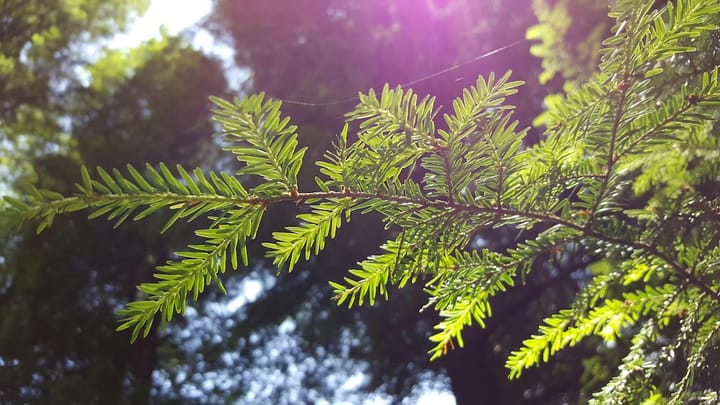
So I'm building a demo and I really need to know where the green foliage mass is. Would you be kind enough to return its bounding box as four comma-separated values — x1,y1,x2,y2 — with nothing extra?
528,0,610,86
0,0,149,172
5,0,720,401
0,5,228,399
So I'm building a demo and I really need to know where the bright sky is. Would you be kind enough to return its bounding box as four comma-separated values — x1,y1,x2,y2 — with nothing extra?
110,0,213,49
109,0,242,88
115,2,456,403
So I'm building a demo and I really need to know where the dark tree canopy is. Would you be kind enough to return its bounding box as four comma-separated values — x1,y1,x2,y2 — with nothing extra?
1,26,227,404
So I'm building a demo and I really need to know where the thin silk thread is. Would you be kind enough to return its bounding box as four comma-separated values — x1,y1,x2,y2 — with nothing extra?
267,39,528,107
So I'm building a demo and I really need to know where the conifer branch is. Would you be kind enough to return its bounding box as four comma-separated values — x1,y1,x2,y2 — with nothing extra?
5,1,720,400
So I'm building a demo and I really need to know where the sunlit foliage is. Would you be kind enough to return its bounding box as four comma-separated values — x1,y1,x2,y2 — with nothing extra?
6,0,720,401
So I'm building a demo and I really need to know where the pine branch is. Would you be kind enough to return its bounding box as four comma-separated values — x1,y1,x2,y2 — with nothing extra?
116,207,263,341
211,94,307,194
589,321,661,404
4,163,249,233
263,198,353,271
329,240,400,308
669,316,720,404
506,284,676,379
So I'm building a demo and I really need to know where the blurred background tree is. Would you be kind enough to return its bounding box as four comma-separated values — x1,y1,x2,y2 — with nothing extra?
0,0,150,185
0,1,226,401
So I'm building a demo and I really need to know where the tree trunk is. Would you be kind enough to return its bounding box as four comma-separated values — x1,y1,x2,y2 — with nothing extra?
443,328,507,405
129,325,158,404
